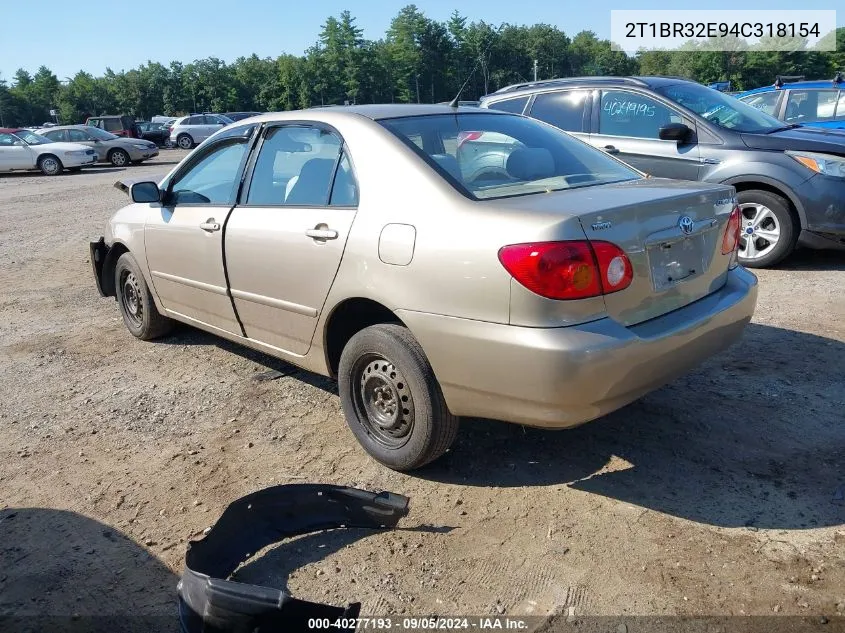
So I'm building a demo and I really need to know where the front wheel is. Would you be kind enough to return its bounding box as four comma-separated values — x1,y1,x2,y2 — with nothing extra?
338,324,459,471
114,252,174,340
109,149,130,167
38,155,63,176
736,189,798,268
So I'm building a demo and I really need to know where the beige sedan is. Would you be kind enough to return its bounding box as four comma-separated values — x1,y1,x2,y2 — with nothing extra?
90,105,757,470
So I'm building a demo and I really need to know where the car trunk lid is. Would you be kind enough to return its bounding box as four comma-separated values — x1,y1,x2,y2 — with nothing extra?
491,178,737,327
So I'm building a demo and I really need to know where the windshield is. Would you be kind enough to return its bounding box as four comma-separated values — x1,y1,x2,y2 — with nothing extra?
380,113,640,200
15,130,52,145
655,83,785,133
85,126,120,140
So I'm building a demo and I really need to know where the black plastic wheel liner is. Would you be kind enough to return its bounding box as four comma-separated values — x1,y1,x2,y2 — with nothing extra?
178,484,410,633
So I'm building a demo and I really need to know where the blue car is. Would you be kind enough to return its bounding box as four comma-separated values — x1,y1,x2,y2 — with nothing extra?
736,74,845,130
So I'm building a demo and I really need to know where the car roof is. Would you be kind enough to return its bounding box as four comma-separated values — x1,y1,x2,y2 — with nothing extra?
237,104,498,123
37,124,96,130
738,80,844,97
480,76,697,101
0,128,25,134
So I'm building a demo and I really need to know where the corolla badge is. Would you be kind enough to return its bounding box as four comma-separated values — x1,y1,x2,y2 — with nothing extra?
591,220,613,231
678,216,694,235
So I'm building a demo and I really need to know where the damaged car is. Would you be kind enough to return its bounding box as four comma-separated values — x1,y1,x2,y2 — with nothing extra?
90,105,757,471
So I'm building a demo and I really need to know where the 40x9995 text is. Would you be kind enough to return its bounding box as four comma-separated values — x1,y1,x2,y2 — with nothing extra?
624,22,822,38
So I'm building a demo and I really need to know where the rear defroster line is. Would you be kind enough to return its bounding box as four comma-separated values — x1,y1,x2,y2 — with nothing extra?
178,484,410,633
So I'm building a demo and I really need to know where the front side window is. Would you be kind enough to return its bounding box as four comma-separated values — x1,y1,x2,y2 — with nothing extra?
86,126,120,141
169,139,251,205
656,82,784,133
784,90,839,122
599,90,684,139
487,96,529,114
246,125,343,206
530,90,589,132
67,129,91,142
380,113,640,200
739,91,781,116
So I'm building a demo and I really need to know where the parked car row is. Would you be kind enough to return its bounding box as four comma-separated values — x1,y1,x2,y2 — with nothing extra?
479,76,845,268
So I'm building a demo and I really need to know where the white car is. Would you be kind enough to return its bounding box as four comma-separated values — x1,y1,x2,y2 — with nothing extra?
168,114,233,149
0,128,98,175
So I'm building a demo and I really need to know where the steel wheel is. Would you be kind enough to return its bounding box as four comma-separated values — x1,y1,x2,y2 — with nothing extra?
39,156,61,175
738,202,781,261
119,269,144,330
110,149,129,167
351,354,415,449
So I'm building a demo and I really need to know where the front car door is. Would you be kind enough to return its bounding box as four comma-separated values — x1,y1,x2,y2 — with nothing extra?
589,88,701,181
224,123,359,355
65,128,104,159
144,125,257,334
0,133,35,170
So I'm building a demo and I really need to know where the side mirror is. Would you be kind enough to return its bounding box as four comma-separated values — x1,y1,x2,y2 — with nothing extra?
658,122,692,142
130,181,161,204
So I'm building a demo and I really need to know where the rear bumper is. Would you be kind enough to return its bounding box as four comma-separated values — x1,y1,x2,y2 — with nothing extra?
399,266,758,428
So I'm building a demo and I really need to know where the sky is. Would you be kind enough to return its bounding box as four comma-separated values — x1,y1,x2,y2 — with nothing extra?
1,0,841,80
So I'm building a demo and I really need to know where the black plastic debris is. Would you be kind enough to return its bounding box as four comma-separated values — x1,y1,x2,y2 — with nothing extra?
177,484,409,633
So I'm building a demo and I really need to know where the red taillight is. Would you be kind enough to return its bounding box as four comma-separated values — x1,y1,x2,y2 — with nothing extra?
721,205,741,255
457,131,483,148
498,240,632,300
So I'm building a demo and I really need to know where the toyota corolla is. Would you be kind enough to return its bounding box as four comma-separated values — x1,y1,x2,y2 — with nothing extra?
90,105,757,471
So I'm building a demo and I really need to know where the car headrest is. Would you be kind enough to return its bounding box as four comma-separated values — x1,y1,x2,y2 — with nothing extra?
506,147,555,181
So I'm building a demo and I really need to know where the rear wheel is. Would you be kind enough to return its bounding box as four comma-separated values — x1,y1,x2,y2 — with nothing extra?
114,252,174,340
736,189,798,268
109,149,130,167
38,155,63,176
177,134,193,150
338,324,459,471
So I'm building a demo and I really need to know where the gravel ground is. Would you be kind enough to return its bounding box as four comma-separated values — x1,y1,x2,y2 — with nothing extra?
1,153,844,629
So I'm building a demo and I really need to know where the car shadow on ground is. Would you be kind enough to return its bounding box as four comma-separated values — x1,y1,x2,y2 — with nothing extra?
780,248,845,271
421,322,845,530
0,508,179,632
156,322,844,531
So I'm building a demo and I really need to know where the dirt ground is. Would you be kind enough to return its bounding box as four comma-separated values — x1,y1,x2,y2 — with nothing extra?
1,153,844,630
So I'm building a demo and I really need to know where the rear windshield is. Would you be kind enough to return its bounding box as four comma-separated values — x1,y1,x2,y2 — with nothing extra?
379,113,640,200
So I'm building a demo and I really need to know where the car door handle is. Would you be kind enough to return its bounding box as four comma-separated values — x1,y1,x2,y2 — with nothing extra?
603,145,620,154
199,220,221,232
305,228,338,240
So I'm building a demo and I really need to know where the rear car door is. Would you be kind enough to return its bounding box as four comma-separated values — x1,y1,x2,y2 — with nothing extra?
144,125,256,333
525,89,591,143
224,123,359,355
588,88,702,181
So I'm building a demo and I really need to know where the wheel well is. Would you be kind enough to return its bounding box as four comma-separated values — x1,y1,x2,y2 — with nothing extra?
731,181,802,225
37,153,59,164
107,147,126,157
101,243,129,297
324,298,404,377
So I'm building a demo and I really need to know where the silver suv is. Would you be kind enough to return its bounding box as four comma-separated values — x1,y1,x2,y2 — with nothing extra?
168,114,233,149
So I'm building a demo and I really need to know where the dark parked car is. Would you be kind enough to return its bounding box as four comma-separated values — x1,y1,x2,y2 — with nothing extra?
223,111,262,122
85,115,139,139
480,76,845,267
136,122,171,147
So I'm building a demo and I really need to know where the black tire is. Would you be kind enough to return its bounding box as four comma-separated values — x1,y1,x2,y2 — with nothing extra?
176,134,193,150
114,252,174,341
68,167,82,173
736,189,798,269
38,154,63,176
338,324,459,471
109,149,130,167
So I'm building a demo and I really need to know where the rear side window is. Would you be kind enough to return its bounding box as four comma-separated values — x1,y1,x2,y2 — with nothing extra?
185,116,201,125
784,90,839,122
67,129,90,142
529,90,589,132
487,96,529,114
599,90,684,139
739,91,781,116
103,118,122,132
246,125,344,206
